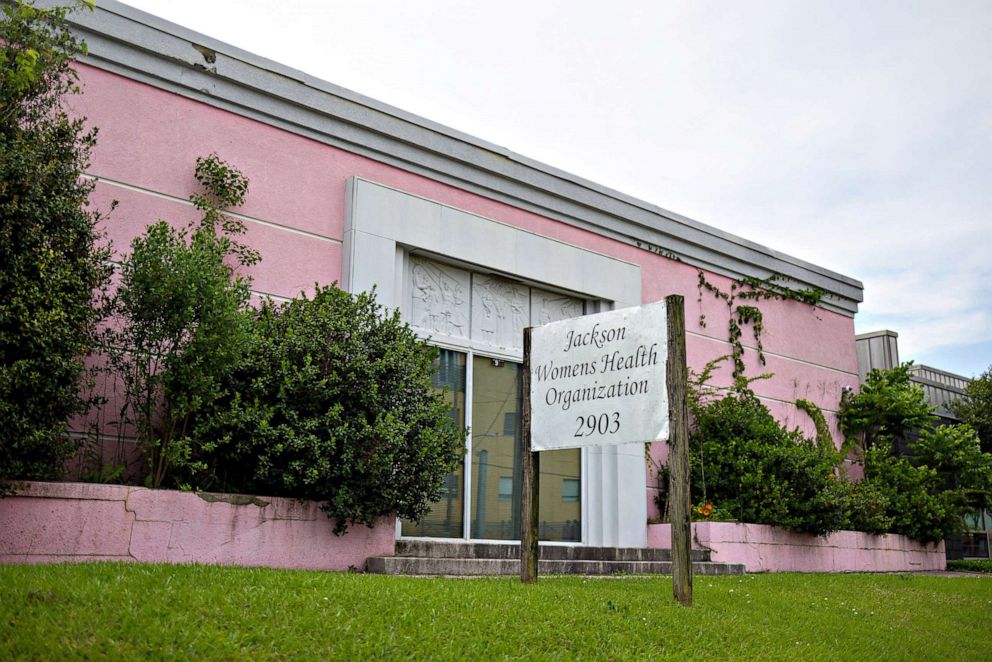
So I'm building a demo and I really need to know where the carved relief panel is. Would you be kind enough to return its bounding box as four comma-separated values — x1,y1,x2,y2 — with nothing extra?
409,257,471,341
471,275,529,352
531,288,584,326
408,257,585,354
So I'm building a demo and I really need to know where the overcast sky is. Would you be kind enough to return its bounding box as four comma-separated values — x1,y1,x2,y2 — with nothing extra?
120,0,992,378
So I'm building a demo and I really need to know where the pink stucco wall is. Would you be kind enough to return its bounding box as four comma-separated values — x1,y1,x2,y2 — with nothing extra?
0,482,395,571
69,63,861,518
648,522,945,573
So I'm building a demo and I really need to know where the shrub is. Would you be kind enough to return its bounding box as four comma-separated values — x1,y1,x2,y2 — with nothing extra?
0,1,111,487
843,479,893,535
859,443,959,545
856,425,992,545
841,365,992,545
188,286,466,533
910,424,992,511
688,390,849,536
100,155,254,488
947,559,992,573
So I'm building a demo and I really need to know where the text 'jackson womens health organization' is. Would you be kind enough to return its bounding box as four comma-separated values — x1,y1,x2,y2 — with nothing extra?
529,302,669,451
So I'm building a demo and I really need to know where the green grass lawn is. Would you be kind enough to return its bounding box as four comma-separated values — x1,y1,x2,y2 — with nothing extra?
1,564,990,660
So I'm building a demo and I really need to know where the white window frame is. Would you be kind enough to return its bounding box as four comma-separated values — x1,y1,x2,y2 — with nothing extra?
344,177,647,547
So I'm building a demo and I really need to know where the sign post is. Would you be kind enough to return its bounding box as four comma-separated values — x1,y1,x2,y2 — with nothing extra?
665,294,692,606
520,327,539,583
521,298,689,601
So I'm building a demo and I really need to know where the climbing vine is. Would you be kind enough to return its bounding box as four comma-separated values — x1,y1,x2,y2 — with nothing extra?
795,399,834,453
696,272,825,379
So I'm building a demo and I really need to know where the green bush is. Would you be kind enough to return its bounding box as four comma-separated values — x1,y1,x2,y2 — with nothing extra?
910,424,992,511
688,390,849,536
100,155,254,488
947,559,992,573
843,478,893,535
1,1,111,487
859,444,960,545
187,286,466,533
855,426,992,545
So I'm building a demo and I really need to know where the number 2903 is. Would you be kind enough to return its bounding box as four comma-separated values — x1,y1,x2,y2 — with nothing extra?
574,412,620,437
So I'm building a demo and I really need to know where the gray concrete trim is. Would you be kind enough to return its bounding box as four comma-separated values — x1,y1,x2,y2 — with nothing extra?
855,330,900,340
64,0,863,315
346,178,641,310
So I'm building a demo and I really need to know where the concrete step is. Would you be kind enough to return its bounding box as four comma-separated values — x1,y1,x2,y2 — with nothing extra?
366,556,745,576
394,540,711,563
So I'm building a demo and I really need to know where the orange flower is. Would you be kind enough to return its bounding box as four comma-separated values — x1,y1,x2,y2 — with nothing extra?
703,503,713,516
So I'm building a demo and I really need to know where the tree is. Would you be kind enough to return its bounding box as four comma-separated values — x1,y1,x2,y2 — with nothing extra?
0,1,110,485
841,364,992,544
952,364,992,454
100,155,257,488
839,363,933,453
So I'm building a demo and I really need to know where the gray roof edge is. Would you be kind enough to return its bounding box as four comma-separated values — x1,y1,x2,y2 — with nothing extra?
856,330,900,340
64,0,864,313
909,364,973,384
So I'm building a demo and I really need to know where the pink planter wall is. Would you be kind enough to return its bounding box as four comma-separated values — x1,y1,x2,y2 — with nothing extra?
0,482,395,571
648,522,945,573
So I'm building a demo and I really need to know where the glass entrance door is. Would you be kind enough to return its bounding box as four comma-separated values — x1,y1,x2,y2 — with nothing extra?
470,357,522,539
470,356,580,542
402,351,581,542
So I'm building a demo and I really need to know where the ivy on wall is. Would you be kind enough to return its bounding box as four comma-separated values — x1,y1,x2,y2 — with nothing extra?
696,271,825,379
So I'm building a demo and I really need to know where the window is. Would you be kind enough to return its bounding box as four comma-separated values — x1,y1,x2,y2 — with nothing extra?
401,256,583,542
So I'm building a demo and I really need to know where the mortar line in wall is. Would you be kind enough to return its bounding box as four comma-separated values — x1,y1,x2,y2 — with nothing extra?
65,430,137,443
250,289,292,302
714,386,841,415
93,260,298,303
686,329,860,380
85,174,344,246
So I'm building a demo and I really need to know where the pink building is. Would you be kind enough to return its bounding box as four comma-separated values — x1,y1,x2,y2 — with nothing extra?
66,1,863,549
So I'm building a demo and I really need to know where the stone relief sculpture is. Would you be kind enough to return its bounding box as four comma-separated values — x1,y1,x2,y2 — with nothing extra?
410,258,469,338
409,259,584,353
472,275,528,350
532,291,583,326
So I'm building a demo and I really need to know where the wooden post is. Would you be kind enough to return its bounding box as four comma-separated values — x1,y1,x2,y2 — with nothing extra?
520,327,540,583
665,294,692,607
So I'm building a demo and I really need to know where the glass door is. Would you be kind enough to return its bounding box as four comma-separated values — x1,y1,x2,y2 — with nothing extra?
470,356,580,542
401,350,581,542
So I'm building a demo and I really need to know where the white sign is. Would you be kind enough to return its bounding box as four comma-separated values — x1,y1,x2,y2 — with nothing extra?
529,301,669,451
